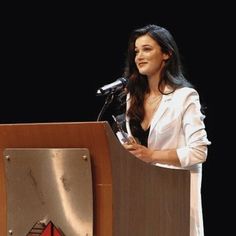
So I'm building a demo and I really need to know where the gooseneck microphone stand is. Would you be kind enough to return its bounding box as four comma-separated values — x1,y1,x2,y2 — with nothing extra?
96,92,115,121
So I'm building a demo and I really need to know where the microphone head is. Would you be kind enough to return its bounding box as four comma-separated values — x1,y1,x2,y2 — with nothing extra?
96,77,128,96
96,89,102,96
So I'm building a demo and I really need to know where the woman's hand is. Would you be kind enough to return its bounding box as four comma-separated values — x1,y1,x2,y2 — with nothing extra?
123,141,155,163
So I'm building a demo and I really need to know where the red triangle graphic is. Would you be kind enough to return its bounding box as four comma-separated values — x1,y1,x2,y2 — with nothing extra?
40,221,63,236
53,226,63,236
41,222,52,236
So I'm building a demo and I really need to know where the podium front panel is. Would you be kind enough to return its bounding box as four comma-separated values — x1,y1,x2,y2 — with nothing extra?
4,148,93,236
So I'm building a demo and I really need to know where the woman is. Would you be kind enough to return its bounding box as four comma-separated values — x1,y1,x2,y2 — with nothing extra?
122,24,211,236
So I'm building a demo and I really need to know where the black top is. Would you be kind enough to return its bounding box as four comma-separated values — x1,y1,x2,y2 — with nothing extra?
135,124,150,147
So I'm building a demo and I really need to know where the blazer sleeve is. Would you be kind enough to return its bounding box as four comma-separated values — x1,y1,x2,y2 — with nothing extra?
176,88,211,167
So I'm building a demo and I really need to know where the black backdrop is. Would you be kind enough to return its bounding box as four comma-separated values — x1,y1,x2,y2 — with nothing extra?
2,3,234,235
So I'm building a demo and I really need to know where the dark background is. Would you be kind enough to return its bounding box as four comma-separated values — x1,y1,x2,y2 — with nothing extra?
2,3,234,235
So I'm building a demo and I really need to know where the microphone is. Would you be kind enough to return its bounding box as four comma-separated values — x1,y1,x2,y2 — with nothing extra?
96,77,128,96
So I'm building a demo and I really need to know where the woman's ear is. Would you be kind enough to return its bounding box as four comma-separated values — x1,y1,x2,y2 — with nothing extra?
163,51,172,60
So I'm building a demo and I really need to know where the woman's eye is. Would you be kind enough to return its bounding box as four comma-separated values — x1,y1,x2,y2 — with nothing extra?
143,47,152,51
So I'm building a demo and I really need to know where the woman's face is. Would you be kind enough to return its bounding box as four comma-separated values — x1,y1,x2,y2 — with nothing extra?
134,34,169,77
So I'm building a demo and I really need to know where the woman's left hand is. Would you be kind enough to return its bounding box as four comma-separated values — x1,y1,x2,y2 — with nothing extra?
123,142,155,163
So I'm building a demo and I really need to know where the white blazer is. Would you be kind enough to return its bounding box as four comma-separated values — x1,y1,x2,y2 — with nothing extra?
126,86,211,236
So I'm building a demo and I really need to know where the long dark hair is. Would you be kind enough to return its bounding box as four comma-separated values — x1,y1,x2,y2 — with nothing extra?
124,24,193,125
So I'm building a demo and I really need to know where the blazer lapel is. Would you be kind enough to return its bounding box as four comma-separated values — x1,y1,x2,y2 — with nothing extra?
150,86,173,133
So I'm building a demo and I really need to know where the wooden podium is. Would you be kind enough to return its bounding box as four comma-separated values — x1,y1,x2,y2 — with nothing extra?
0,121,190,236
